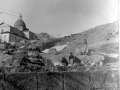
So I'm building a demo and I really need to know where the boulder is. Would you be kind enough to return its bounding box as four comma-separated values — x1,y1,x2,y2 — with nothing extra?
76,54,104,67
49,48,57,54
0,54,13,67
12,59,21,67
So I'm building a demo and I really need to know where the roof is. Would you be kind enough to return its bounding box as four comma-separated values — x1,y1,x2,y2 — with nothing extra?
14,14,26,30
10,27,28,39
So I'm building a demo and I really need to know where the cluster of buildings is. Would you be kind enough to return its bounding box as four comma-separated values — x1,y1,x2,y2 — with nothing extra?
0,14,38,43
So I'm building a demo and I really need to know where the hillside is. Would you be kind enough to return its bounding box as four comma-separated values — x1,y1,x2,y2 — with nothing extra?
36,33,56,40
35,32,57,46
55,21,119,54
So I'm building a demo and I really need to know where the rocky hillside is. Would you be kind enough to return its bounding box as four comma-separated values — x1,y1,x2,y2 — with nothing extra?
36,33,56,42
40,21,119,68
35,32,58,49
35,21,119,54
56,21,119,54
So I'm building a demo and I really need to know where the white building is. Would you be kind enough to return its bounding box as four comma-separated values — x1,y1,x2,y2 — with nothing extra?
0,14,38,43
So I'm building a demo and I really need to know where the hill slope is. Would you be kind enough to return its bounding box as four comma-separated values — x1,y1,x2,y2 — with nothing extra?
54,21,119,54
36,32,57,46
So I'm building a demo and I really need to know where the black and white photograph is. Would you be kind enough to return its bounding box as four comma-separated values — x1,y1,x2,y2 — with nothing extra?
0,0,119,90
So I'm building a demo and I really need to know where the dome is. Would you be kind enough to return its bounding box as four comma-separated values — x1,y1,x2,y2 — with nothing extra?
14,14,26,30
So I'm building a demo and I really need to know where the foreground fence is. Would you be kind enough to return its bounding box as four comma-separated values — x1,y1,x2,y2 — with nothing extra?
0,70,119,90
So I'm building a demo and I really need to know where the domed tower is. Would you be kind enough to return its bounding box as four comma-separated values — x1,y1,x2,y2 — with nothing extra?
14,14,37,40
14,14,28,31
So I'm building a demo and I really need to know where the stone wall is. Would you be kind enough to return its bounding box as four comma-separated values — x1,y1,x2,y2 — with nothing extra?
0,70,119,90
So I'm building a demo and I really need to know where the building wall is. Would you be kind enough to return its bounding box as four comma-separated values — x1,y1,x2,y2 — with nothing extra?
0,26,10,39
10,27,27,39
1,33,27,43
1,33,10,42
29,31,38,40
0,26,10,33
23,31,29,39
0,26,27,42
9,33,27,42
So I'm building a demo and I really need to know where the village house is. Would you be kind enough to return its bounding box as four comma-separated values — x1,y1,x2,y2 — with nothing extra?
0,14,38,43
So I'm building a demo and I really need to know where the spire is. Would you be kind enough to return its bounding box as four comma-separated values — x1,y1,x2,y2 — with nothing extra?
19,14,22,20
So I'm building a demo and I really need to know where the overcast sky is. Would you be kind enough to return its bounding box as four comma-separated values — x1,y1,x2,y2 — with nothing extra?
0,0,118,37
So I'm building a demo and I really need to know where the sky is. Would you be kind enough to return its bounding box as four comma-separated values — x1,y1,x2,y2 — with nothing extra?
0,0,118,37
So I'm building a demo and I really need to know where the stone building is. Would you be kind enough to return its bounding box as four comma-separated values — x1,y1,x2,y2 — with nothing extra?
0,14,38,42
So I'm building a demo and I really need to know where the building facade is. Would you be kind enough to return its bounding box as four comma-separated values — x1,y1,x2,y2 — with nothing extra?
0,14,38,43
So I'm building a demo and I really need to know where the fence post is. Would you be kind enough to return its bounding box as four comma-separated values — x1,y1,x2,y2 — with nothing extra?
36,72,38,90
2,66,6,90
62,72,64,90
89,72,95,90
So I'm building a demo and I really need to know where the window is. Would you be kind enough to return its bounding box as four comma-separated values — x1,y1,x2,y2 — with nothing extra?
1,29,4,32
1,29,4,34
